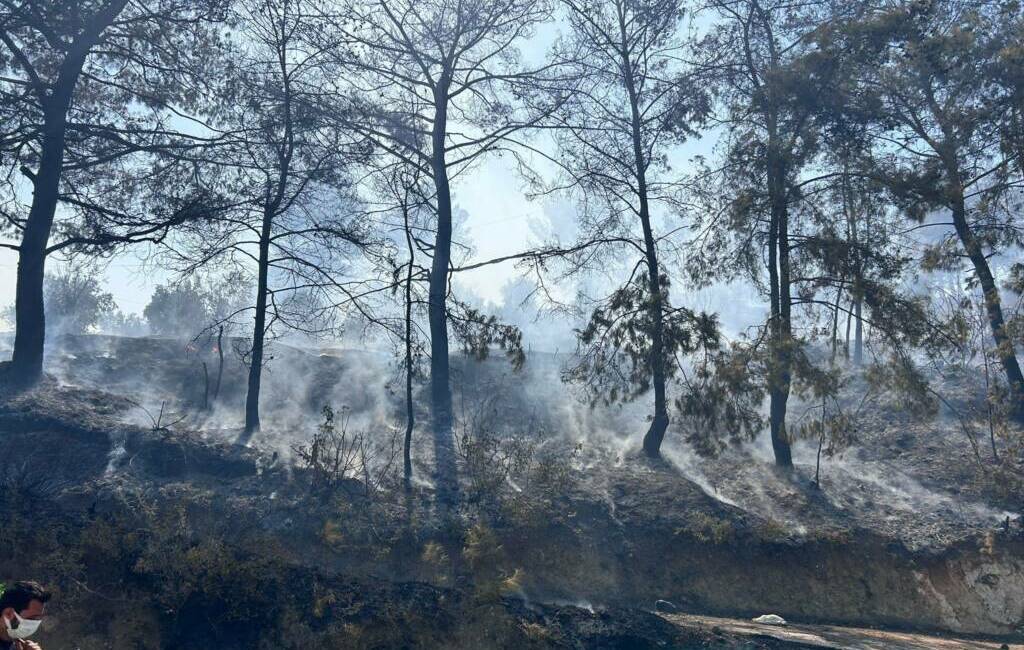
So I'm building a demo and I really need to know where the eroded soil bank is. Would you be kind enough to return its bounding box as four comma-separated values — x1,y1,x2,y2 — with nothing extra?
1,368,1022,648
1,335,1023,647
488,460,1024,637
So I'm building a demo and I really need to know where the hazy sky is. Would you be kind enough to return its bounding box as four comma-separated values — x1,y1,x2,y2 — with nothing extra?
0,13,574,324
0,6,898,353
0,155,563,312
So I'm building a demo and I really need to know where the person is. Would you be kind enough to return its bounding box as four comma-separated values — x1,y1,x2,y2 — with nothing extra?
0,581,49,650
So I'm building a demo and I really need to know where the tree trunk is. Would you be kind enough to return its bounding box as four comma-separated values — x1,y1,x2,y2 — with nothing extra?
213,325,224,402
429,80,458,500
241,37,294,441
7,2,125,388
639,200,669,457
950,194,1024,419
853,297,863,366
10,86,78,386
403,199,416,491
830,286,843,363
617,21,669,457
202,361,210,410
242,205,273,440
767,152,793,468
813,396,826,487
841,160,864,367
844,299,853,360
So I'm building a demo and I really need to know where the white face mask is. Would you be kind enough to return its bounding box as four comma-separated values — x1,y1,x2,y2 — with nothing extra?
5,612,41,639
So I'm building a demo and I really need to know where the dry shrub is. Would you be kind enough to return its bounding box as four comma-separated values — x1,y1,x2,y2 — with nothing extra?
0,451,71,502
455,417,581,527
457,426,535,505
676,511,735,545
461,522,525,603
452,380,581,523
292,405,399,500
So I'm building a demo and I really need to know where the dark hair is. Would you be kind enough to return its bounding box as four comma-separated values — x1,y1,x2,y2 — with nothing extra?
0,582,51,613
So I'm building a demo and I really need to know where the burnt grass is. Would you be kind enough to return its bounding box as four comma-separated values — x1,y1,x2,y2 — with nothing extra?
0,334,1022,648
0,378,807,649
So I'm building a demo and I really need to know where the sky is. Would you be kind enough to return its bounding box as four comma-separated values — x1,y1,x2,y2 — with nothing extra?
0,154,568,314
0,4,970,354
0,11,574,329
0,9,728,352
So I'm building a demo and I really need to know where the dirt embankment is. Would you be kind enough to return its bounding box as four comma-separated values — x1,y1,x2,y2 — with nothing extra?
661,613,1022,649
0,388,816,648
433,459,1024,637
1,372,1021,646
2,333,1023,646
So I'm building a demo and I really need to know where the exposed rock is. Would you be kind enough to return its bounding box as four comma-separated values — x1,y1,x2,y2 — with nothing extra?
654,599,678,613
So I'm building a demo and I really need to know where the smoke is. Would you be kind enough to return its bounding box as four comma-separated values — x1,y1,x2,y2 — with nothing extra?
659,445,740,508
30,324,1016,552
661,430,1012,548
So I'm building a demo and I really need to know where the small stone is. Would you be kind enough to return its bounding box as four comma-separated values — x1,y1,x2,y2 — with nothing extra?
752,614,787,626
654,599,678,613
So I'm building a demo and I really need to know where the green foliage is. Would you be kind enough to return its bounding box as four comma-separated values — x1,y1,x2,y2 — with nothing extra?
676,342,765,457
449,300,526,371
567,275,720,406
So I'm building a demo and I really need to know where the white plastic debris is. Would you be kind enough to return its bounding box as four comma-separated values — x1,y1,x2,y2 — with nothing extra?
752,614,787,626
654,599,678,613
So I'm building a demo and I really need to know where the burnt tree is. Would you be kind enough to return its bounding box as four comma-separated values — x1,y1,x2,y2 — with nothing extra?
549,0,714,456
324,0,558,495
0,0,228,386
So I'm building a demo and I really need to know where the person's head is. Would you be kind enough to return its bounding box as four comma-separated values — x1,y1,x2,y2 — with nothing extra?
0,581,50,641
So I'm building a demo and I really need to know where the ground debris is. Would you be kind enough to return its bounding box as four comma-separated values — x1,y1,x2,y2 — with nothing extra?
662,613,1020,649
753,614,788,626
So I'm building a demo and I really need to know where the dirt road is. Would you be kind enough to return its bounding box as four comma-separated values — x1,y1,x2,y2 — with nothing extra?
663,613,1022,649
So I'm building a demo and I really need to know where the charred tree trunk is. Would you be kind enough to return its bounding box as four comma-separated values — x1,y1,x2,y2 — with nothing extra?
202,361,210,410
830,286,843,363
243,203,274,439
241,34,294,441
844,299,853,360
767,148,794,468
428,78,458,500
853,298,863,366
813,395,826,487
213,325,224,403
618,17,669,457
403,199,416,491
950,191,1024,420
7,2,125,388
11,76,79,386
638,193,669,458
